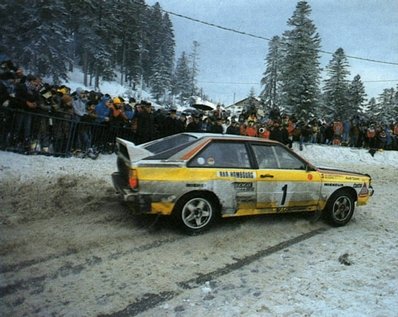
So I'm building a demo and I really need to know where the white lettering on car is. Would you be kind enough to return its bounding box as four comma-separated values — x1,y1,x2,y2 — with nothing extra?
217,171,255,179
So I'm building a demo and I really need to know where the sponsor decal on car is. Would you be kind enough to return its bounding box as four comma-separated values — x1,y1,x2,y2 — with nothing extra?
217,171,255,178
233,182,254,192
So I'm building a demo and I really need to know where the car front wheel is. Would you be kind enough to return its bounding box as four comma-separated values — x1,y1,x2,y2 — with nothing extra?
174,194,217,234
324,190,355,226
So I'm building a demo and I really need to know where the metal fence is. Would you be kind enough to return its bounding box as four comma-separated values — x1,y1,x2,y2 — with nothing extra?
0,107,136,158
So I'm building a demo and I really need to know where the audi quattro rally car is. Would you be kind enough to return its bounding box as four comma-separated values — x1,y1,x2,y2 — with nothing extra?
112,133,374,234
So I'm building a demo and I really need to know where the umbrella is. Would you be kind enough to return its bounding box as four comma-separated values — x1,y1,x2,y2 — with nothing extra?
192,103,214,111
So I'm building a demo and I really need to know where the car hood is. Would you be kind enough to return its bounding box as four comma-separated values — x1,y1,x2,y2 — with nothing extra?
316,166,370,179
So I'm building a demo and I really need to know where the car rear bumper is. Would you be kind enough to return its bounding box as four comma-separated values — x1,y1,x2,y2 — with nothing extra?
112,172,151,212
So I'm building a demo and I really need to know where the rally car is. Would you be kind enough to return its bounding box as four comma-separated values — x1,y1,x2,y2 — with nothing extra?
112,133,374,234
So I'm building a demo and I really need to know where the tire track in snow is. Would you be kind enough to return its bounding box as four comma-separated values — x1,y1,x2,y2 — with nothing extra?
0,236,181,297
100,227,329,317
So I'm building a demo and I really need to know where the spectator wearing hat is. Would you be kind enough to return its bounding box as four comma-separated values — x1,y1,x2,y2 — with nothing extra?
186,113,202,132
210,117,224,134
109,96,128,125
162,108,180,137
135,100,154,144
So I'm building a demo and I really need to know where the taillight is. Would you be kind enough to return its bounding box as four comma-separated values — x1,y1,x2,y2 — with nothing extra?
129,169,139,189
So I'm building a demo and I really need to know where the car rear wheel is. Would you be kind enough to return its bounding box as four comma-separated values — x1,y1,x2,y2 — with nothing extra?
174,194,217,234
324,190,355,226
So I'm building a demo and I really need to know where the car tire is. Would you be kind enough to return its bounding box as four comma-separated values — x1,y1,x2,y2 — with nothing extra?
324,190,355,226
173,194,217,234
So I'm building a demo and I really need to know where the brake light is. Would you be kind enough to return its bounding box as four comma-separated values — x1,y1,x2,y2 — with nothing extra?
129,169,139,189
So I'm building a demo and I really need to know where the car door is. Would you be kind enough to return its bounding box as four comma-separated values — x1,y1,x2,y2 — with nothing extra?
251,143,322,213
187,140,257,213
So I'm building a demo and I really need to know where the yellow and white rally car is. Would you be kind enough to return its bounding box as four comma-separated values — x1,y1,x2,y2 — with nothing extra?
112,133,374,234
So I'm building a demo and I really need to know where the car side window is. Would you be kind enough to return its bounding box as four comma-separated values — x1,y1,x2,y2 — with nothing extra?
252,144,279,169
188,142,251,168
273,145,306,170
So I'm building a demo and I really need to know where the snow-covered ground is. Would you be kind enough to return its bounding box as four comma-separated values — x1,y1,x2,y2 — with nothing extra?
1,143,397,316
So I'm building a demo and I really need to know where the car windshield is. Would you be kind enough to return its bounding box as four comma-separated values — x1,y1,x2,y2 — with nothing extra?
144,134,197,154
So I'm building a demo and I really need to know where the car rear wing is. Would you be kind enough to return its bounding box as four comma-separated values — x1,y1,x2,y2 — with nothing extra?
115,138,153,164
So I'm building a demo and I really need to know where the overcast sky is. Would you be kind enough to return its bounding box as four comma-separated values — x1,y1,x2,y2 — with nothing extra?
147,0,398,105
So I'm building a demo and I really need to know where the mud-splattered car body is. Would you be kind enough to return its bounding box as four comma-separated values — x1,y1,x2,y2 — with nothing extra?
112,133,374,233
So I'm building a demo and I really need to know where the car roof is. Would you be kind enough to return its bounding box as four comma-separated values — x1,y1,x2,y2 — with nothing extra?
141,133,282,162
182,132,280,144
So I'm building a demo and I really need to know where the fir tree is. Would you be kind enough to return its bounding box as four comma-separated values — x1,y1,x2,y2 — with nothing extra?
260,36,283,112
189,41,200,97
173,52,192,104
323,47,351,119
0,0,71,83
248,87,256,98
150,48,170,102
161,13,176,91
348,74,367,116
280,1,321,121
64,0,114,88
144,3,164,82
377,88,397,122
366,97,378,120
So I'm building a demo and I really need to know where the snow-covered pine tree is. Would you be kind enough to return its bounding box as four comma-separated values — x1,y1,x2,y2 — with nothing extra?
189,41,200,97
260,35,283,114
323,47,351,119
248,87,256,98
150,48,170,102
280,1,321,121
173,51,192,104
143,3,164,83
0,0,71,83
161,13,176,91
348,74,367,117
377,88,397,122
366,97,378,120
64,0,114,88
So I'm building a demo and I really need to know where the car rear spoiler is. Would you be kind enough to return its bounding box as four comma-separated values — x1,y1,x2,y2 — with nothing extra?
116,138,153,163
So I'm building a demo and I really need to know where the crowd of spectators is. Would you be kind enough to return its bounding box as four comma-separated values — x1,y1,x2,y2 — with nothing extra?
1,59,398,159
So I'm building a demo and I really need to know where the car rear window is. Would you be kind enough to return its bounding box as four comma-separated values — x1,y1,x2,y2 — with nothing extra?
144,134,197,154
145,139,198,160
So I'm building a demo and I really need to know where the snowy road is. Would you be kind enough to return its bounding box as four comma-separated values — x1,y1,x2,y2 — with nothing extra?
1,146,397,316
